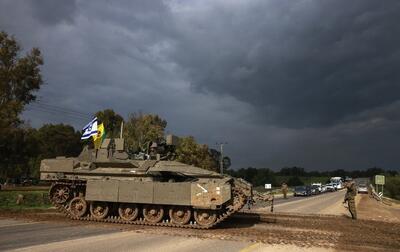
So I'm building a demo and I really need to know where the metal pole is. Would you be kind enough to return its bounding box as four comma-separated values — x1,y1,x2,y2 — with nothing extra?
120,121,124,138
220,143,223,175
216,142,227,175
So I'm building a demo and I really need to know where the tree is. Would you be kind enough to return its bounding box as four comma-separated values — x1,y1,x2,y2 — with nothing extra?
227,167,276,186
278,167,306,176
36,124,82,158
123,112,167,152
287,176,304,186
331,169,347,178
0,31,43,130
95,109,124,138
175,136,218,172
0,31,43,178
0,123,82,179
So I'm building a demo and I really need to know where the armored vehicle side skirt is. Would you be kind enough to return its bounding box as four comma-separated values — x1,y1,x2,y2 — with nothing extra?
85,180,231,209
49,181,247,229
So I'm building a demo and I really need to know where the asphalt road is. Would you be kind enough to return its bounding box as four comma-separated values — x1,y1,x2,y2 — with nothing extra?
273,190,347,214
253,190,348,216
0,191,349,252
0,218,309,252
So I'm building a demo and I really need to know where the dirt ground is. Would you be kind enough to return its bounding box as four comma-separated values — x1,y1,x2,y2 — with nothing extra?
1,194,399,252
357,194,400,223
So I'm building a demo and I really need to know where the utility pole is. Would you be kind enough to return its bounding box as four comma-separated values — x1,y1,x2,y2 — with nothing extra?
216,142,227,175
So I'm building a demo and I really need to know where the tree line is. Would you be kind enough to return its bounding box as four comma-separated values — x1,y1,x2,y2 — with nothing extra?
227,166,399,187
0,109,223,180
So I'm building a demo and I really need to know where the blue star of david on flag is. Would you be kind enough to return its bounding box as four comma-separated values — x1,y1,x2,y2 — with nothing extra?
81,117,98,140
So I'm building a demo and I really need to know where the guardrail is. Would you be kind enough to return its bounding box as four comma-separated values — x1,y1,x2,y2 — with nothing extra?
369,184,393,206
370,184,381,201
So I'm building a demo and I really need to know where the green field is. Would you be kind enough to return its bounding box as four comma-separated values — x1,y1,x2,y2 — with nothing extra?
0,190,51,210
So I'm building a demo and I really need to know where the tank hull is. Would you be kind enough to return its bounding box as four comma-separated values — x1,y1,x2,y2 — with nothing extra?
40,144,252,228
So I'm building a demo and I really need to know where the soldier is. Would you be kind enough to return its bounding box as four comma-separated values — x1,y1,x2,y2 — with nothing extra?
149,142,158,160
343,178,357,220
281,182,288,199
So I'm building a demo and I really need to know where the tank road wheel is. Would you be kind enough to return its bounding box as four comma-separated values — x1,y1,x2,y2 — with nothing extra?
69,197,87,218
194,209,217,227
50,184,71,204
118,203,139,221
143,205,164,223
169,206,191,225
90,201,109,220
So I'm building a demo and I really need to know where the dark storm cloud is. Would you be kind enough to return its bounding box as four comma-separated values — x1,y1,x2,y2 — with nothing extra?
28,0,78,25
168,0,400,128
1,0,399,170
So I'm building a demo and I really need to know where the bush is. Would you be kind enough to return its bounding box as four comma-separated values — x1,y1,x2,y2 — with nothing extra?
287,176,304,186
385,176,400,200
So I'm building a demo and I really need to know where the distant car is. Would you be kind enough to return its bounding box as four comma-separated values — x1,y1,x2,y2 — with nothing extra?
311,183,322,193
334,183,343,190
357,183,368,194
21,178,32,186
20,177,39,186
320,185,327,193
335,182,343,190
325,183,336,192
310,187,317,195
294,186,312,196
311,185,321,194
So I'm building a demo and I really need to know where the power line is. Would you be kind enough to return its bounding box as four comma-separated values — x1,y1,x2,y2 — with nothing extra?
28,104,90,120
26,108,88,123
35,101,92,117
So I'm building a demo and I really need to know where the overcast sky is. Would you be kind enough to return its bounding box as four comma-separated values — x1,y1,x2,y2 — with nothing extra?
1,0,399,170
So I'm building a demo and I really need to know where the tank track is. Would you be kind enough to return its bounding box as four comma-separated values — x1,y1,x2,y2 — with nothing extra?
49,181,246,229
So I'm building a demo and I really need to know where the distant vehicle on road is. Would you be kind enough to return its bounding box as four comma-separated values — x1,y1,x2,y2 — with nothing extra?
21,177,39,186
311,184,321,194
325,183,336,192
357,183,368,194
294,186,312,196
330,177,343,190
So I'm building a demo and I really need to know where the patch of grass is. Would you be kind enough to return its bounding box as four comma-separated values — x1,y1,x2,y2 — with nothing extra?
0,190,51,210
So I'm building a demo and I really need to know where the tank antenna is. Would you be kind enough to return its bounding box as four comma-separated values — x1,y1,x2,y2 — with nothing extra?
216,142,227,175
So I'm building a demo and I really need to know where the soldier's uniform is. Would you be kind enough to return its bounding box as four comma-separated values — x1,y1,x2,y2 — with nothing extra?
344,180,357,219
281,183,288,199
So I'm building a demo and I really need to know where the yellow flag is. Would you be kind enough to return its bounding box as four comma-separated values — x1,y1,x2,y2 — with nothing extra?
93,123,105,149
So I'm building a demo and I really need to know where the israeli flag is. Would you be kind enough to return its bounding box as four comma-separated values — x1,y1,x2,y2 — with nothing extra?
81,117,98,140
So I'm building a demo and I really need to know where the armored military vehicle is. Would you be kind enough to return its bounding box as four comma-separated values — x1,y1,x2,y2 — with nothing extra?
40,135,253,229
